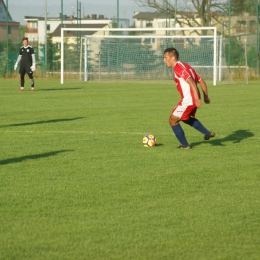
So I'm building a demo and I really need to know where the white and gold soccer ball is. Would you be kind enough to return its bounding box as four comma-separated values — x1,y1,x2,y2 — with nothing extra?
142,134,156,147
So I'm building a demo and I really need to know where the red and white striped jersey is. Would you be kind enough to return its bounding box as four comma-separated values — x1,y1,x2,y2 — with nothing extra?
173,61,201,106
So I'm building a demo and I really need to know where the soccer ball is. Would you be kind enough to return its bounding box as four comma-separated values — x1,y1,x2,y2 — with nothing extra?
142,134,156,147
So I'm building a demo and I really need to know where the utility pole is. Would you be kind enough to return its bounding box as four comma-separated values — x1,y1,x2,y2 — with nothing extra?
6,0,9,75
61,0,63,28
228,0,231,69
45,0,47,74
76,1,82,53
256,0,259,76
117,0,119,29
165,0,168,34
77,0,79,28
174,0,177,28
116,0,119,77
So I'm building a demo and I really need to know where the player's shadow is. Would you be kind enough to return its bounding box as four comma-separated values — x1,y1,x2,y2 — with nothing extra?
0,149,73,165
190,129,254,147
37,88,82,91
0,117,84,128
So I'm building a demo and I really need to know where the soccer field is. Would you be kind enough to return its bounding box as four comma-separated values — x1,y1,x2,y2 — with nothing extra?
0,79,259,259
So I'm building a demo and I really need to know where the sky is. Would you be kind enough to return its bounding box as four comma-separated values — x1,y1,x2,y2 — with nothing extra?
7,0,153,25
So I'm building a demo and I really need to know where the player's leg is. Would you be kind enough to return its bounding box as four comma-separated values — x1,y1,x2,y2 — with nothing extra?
183,116,215,140
19,68,26,91
169,106,190,149
28,74,34,91
26,67,34,91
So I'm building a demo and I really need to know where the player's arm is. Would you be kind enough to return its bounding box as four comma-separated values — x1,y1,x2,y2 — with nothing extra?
187,77,201,108
198,79,210,104
31,53,36,71
14,55,22,70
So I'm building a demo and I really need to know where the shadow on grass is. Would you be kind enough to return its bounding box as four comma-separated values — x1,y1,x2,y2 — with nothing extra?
0,150,73,165
0,117,84,128
37,88,82,91
190,129,254,148
155,143,164,147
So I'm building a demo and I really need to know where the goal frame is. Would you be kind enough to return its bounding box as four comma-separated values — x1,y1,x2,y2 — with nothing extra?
60,27,217,85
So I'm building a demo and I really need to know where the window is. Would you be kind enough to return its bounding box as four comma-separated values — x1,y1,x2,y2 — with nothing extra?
47,24,50,31
249,20,256,33
236,21,246,33
146,20,153,27
31,22,38,28
28,34,38,42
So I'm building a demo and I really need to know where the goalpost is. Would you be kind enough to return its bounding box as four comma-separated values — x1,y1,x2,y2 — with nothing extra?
60,27,217,85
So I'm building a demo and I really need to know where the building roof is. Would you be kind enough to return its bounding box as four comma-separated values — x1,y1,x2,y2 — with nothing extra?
0,21,19,26
24,16,44,21
0,0,16,22
24,16,78,21
52,23,109,37
133,12,167,20
24,15,110,21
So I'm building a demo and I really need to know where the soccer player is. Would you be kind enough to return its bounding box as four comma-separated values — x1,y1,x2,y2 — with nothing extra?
14,37,36,92
163,47,215,149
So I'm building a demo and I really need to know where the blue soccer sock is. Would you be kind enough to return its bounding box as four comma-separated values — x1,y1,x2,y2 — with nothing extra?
187,117,211,135
171,124,189,147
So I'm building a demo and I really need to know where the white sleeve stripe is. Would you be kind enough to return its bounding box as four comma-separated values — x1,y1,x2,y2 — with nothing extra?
16,55,22,64
32,54,36,64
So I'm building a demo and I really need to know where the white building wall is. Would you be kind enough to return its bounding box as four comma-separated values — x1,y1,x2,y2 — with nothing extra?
37,19,113,44
32,18,130,44
37,20,59,44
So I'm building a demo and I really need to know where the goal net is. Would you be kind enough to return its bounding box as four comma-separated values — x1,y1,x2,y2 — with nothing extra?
61,27,217,85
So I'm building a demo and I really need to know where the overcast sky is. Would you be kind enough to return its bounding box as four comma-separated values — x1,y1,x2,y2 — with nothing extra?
8,0,153,25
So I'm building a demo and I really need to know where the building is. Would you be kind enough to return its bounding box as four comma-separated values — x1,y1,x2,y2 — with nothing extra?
51,23,110,44
24,14,130,45
213,12,259,45
0,0,19,42
134,11,259,46
133,11,204,49
23,14,130,69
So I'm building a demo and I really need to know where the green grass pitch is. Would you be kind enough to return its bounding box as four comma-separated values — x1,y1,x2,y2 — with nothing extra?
0,79,259,259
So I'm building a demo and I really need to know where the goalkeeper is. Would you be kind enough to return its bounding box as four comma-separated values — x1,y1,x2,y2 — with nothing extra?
14,37,36,92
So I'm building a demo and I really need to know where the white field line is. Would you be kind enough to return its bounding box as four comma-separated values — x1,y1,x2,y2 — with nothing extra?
1,130,259,140
2,130,148,135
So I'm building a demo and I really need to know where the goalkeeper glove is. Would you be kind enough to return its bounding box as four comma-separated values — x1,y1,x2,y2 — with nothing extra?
30,64,36,71
14,63,18,70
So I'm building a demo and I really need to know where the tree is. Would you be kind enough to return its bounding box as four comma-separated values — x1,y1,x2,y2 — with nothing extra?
133,0,227,35
225,37,245,66
19,25,26,42
0,39,21,76
38,34,60,72
231,0,257,15
46,35,61,72
247,45,257,68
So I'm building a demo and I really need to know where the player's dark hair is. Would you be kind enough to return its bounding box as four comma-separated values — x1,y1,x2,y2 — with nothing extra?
22,37,28,42
164,47,179,59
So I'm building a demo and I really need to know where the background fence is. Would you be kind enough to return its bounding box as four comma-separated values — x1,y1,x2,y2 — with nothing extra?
1,0,260,81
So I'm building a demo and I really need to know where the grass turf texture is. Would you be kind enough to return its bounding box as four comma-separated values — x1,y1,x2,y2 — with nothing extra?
0,79,259,259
